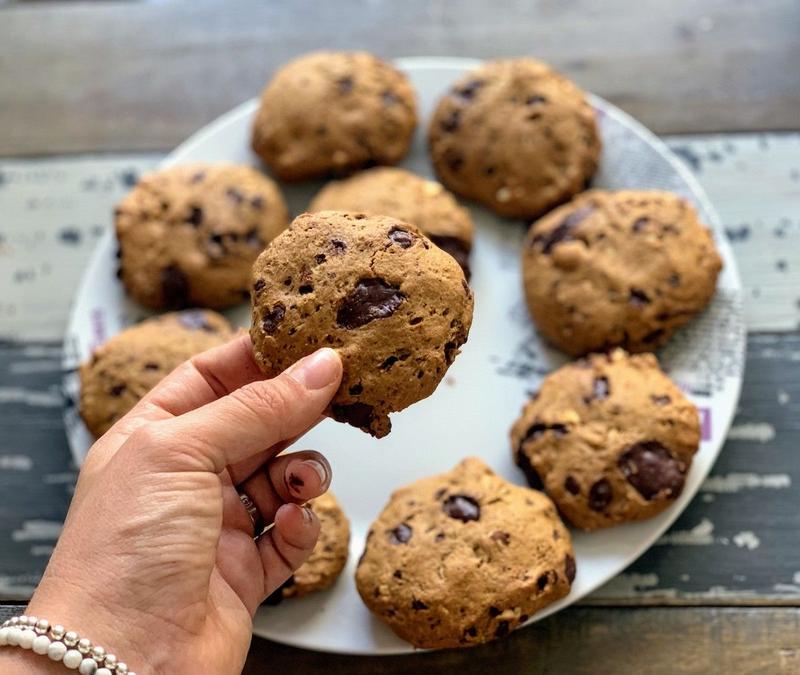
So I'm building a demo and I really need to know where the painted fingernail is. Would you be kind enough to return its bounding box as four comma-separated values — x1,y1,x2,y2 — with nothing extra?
304,459,330,490
287,348,341,390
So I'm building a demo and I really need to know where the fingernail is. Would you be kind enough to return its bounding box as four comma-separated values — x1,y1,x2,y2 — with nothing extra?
301,505,314,524
287,348,341,390
303,459,330,490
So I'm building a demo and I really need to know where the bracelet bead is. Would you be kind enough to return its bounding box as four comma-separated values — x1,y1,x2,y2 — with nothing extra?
63,648,83,669
35,618,50,635
7,627,22,646
104,653,118,668
78,637,93,654
64,630,80,648
78,657,98,674
96,669,112,675
19,629,36,650
32,634,51,655
50,624,66,641
91,645,106,662
47,639,68,661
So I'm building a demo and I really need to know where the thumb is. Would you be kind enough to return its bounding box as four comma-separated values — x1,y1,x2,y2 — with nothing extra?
130,348,342,473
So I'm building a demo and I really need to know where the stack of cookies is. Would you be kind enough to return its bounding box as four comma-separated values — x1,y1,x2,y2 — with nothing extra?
79,50,723,650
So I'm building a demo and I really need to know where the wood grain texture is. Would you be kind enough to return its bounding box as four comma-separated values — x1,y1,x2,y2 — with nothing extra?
0,604,798,673
1,0,799,155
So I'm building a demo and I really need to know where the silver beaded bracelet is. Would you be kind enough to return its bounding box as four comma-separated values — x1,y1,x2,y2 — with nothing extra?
0,615,135,674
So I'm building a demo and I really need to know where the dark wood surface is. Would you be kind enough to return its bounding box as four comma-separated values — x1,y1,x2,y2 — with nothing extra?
1,0,800,156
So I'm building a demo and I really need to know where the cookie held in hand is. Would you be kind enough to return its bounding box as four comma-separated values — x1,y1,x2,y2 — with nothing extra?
249,211,474,438
355,457,574,649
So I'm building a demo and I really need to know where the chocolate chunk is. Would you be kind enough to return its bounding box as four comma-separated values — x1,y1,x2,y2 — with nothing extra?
186,206,203,227
537,572,549,590
388,227,414,248
411,599,428,610
387,523,412,545
523,422,568,442
261,303,285,335
109,383,126,397
315,253,327,264
393,569,403,579
651,394,671,406
564,475,580,495
443,148,464,172
489,606,502,617
336,278,405,329
632,217,648,232
429,235,471,280
453,79,483,101
435,532,446,542
332,401,376,431
251,196,264,210
490,530,511,545
618,441,686,500
515,450,544,490
444,342,457,365
526,94,548,105
348,383,363,395
226,187,245,204
253,279,266,293
564,555,576,583
440,109,461,133
161,265,190,308
298,284,313,295
178,311,214,332
586,376,610,402
337,76,354,93
495,621,510,638
331,238,347,253
629,289,651,307
442,494,480,522
588,478,613,511
533,206,594,254
380,355,399,370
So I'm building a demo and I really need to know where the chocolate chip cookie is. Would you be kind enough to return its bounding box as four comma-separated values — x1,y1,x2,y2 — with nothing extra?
249,210,473,438
115,163,289,310
355,457,574,649
522,190,723,355
251,51,417,181
79,310,233,437
309,167,475,278
264,492,350,603
510,349,701,530
428,58,600,218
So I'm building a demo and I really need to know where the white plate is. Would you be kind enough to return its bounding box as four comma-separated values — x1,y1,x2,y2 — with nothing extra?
64,57,745,655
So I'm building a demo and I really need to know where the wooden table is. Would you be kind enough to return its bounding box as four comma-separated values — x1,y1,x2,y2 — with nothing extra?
1,1,799,672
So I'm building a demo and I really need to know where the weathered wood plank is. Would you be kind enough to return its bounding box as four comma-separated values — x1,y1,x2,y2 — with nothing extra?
0,604,798,672
0,0,798,155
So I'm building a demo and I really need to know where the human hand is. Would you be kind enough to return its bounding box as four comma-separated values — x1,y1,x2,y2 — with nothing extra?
5,335,342,674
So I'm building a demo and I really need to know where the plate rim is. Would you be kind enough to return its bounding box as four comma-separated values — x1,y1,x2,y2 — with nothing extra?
62,56,746,655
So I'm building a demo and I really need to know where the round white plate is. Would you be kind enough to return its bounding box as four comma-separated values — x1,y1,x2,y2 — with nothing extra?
64,57,745,655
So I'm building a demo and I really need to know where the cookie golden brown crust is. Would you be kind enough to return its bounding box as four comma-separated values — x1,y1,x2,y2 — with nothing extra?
249,211,473,438
355,457,574,649
522,190,723,356
309,167,474,278
510,349,701,530
79,310,234,437
115,163,289,310
264,492,351,603
428,58,600,218
251,51,417,181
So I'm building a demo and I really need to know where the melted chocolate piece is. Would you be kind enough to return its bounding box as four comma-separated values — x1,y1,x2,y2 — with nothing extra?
387,523,412,545
588,479,613,512
331,401,376,431
261,303,285,335
388,227,415,248
618,441,686,500
515,449,544,490
336,278,405,329
629,289,651,307
442,494,480,522
564,555,577,583
186,206,203,227
533,206,594,254
161,265,190,309
564,475,580,495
